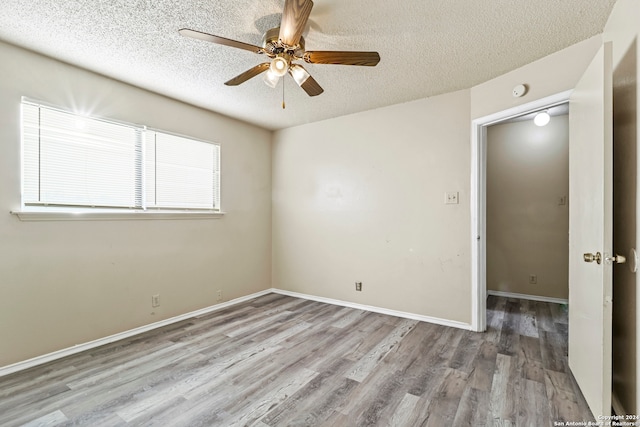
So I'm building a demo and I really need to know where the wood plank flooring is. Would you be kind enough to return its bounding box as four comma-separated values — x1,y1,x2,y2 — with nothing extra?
0,294,593,426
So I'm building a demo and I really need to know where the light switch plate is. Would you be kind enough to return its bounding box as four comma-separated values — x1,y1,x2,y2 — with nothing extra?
445,191,459,204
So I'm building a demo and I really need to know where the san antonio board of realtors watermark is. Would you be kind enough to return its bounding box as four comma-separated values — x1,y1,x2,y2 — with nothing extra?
553,415,640,426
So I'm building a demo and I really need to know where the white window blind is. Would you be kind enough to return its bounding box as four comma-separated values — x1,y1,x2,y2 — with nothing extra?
21,100,220,212
145,131,220,209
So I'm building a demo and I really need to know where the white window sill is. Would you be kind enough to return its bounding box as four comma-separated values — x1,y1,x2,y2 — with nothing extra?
10,209,225,221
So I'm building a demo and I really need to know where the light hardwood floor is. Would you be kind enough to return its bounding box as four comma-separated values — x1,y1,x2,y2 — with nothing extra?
0,294,592,426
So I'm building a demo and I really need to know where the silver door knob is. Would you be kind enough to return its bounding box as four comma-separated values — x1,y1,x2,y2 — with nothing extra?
584,252,602,264
605,254,626,264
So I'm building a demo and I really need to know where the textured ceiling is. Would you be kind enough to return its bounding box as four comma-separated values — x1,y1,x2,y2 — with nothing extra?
0,0,616,130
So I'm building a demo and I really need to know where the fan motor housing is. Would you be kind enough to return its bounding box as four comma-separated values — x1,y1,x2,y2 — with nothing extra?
262,26,305,56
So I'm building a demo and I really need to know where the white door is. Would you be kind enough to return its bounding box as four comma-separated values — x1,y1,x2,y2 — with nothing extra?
568,42,614,417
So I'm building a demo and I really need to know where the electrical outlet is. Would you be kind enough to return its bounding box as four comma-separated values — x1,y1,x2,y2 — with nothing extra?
355,282,362,291
445,192,459,205
216,290,223,302
151,294,160,307
529,275,537,285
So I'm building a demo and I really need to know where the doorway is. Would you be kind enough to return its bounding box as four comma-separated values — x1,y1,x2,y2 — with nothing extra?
485,105,570,303
471,43,638,413
471,91,572,332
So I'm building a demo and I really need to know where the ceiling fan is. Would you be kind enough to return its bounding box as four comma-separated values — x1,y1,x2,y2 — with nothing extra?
178,0,380,97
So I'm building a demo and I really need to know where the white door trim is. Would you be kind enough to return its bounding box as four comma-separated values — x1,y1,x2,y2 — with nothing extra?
470,90,573,332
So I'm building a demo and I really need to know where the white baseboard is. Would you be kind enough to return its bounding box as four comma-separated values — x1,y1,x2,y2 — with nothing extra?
0,289,272,378
487,290,568,305
271,288,473,331
1,287,474,378
612,392,626,415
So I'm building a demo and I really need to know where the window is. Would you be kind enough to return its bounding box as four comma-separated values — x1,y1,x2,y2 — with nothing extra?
20,99,220,217
145,131,220,210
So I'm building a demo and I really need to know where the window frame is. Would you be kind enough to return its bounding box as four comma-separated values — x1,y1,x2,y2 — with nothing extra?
13,98,224,221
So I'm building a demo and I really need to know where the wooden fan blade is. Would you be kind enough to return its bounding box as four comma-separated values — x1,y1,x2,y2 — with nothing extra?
224,63,270,86
304,51,381,66
279,0,314,46
179,28,263,54
300,75,323,97
289,66,323,96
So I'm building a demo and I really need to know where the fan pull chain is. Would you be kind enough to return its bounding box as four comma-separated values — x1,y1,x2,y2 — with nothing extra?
282,79,286,109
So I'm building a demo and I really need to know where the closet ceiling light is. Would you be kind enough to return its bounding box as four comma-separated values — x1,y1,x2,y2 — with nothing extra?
534,111,550,127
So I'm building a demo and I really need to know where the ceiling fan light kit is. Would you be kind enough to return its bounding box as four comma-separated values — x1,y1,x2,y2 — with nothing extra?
289,64,310,86
179,0,380,100
269,55,290,77
262,70,280,88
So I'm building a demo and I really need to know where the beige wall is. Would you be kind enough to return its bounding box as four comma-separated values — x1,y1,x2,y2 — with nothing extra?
272,35,602,328
0,41,273,367
272,90,473,324
471,36,601,120
486,115,569,299
603,0,640,414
